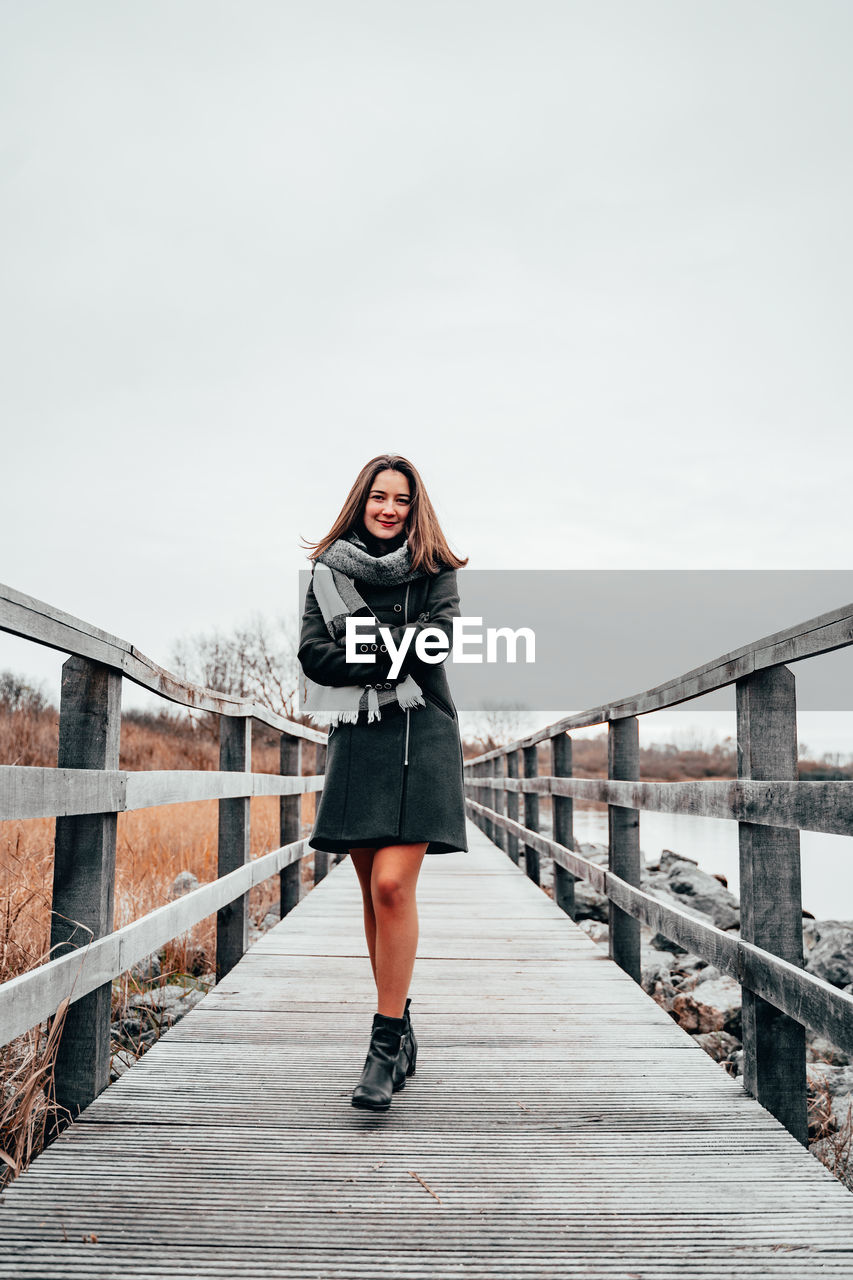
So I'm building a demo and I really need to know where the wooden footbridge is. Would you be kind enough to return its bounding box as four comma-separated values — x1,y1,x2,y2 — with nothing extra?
2,581,853,1276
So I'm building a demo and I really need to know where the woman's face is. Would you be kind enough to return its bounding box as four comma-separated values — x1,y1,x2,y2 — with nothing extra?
362,469,412,540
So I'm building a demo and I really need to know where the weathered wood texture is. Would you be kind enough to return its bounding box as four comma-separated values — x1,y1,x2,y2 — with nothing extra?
0,763,324,821
468,774,853,837
3,822,853,1279
216,717,251,981
521,744,540,884
280,735,303,918
551,731,575,918
736,666,808,1146
505,749,520,864
491,756,505,852
607,716,641,983
0,580,325,743
312,742,329,883
49,656,122,1118
465,600,853,758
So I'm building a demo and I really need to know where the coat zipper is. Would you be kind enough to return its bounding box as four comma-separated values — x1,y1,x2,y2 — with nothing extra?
403,583,411,765
398,583,411,838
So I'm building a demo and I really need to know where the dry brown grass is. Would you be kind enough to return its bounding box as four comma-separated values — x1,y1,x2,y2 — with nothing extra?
808,1064,853,1191
0,701,320,1187
0,998,70,1183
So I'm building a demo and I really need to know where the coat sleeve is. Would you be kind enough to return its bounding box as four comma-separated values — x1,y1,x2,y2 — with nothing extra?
297,577,394,687
379,568,460,680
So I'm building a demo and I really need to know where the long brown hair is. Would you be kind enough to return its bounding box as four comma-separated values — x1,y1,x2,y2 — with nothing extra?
300,454,468,575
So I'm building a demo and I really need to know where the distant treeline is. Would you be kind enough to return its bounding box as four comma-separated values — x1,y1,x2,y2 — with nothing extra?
2,672,851,781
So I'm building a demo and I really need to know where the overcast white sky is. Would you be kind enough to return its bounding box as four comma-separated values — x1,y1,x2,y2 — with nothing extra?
2,1,852,733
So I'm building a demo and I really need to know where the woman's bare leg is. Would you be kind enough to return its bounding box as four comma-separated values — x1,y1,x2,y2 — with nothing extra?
350,847,379,982
371,843,428,1018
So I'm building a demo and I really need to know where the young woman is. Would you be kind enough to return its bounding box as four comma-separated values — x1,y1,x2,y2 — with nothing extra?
297,454,468,1111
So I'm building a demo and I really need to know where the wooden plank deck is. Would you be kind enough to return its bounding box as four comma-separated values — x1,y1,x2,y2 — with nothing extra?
2,820,853,1277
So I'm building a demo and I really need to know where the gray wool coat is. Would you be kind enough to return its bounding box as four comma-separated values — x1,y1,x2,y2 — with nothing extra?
297,565,468,855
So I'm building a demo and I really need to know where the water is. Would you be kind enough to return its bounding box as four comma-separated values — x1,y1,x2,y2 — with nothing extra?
559,805,853,922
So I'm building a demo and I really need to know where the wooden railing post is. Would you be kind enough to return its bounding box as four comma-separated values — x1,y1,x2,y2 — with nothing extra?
505,749,520,864
736,665,808,1146
492,754,506,852
50,656,122,1119
312,742,329,883
216,715,251,981
551,731,576,918
483,758,495,843
472,761,484,833
608,716,641,982
280,732,302,918
522,744,540,884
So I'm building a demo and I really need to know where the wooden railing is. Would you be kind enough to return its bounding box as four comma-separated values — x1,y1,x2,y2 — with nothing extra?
463,600,853,1148
0,582,329,1120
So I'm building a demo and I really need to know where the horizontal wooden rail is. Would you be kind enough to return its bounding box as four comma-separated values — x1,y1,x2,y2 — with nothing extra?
464,797,853,1057
470,775,853,838
0,765,325,821
0,581,326,744
463,599,853,761
0,837,312,1049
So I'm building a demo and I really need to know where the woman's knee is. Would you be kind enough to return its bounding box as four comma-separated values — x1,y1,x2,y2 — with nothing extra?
372,873,410,912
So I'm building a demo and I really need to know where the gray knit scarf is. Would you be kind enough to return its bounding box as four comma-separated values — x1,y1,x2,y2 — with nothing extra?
299,529,430,727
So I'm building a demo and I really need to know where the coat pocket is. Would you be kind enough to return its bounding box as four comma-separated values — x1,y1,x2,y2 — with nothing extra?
422,686,456,720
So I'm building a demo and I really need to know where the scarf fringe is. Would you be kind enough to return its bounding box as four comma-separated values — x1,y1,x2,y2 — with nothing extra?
396,674,426,710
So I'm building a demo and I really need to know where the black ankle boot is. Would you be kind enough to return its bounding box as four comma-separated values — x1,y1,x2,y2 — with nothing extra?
393,996,418,1091
352,1012,407,1111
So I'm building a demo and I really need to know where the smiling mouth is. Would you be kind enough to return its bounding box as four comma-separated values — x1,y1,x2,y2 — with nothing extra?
378,520,397,527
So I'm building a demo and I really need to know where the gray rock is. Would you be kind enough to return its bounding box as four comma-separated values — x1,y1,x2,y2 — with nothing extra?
804,921,853,990
129,986,191,1013
692,1030,741,1063
573,881,609,922
693,975,742,1036
261,912,280,931
690,963,724,986
672,993,723,1034
663,860,740,930
676,963,721,994
169,870,200,899
641,946,679,972
671,973,742,1036
803,918,821,952
577,841,609,866
641,960,677,1012
808,1063,853,1099
660,849,698,870
578,919,609,946
671,953,711,976
807,1035,850,1067
645,887,718,954
110,1049,138,1081
129,952,161,982
179,988,206,1014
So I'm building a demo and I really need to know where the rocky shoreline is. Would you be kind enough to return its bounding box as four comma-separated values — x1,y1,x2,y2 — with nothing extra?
555,839,853,1185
